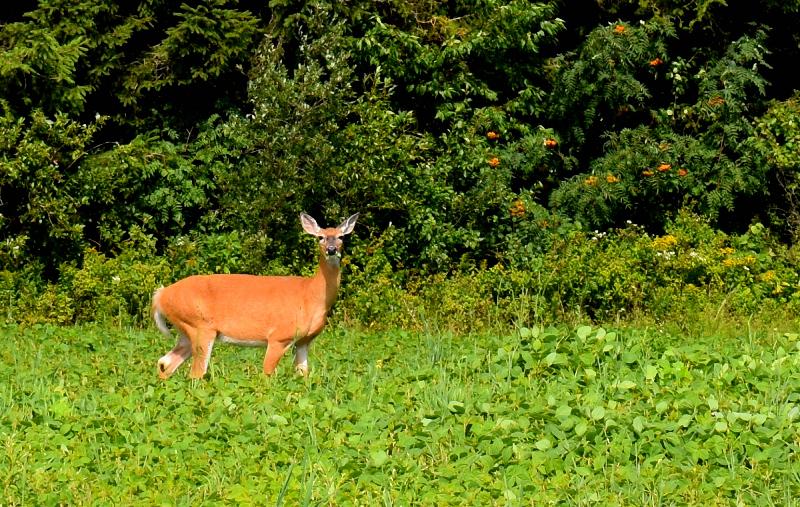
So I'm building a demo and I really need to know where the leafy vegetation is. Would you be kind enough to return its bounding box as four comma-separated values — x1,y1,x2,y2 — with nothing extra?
3,2,799,503
2,323,799,504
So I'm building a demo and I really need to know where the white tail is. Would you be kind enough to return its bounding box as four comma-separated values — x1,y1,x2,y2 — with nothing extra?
152,212,359,379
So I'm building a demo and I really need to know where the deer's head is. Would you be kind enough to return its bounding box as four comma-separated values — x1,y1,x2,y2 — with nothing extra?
300,212,359,266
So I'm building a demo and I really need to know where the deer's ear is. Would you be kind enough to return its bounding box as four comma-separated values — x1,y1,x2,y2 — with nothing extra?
300,213,322,236
338,213,359,236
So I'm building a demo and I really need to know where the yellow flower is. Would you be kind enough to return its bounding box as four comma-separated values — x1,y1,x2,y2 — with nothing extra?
653,234,678,251
488,157,501,167
584,176,598,186
614,24,626,34
606,174,620,183
722,255,756,268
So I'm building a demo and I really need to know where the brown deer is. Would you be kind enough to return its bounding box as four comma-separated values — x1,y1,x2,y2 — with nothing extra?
152,212,358,379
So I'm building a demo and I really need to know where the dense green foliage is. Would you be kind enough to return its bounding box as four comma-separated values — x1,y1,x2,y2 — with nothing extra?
2,0,800,327
3,323,800,503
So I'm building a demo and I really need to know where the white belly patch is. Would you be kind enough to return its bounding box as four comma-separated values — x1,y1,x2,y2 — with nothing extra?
219,334,267,347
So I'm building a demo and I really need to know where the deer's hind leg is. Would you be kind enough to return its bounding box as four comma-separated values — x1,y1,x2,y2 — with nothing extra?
158,333,192,379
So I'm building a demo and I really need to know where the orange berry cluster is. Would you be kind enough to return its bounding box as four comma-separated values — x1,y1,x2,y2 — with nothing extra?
510,199,526,218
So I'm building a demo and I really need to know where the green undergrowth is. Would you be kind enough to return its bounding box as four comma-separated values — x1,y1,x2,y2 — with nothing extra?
6,210,800,336
2,322,800,505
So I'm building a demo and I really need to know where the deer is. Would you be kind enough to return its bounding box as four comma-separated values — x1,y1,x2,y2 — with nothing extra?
152,212,359,379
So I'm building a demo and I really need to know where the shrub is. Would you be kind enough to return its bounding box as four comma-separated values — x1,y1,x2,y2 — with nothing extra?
750,93,800,240
339,238,420,330
75,129,221,250
549,27,771,231
547,19,674,150
0,108,103,274
360,210,800,330
59,228,169,324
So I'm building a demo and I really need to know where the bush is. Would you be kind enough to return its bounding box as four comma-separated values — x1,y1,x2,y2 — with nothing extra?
340,210,800,331
750,93,800,240
60,228,169,324
0,108,104,274
549,27,771,231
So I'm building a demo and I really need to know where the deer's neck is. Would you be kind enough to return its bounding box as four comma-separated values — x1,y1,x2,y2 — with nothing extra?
312,255,342,309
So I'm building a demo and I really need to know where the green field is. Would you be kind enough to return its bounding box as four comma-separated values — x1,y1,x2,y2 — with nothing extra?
2,322,799,505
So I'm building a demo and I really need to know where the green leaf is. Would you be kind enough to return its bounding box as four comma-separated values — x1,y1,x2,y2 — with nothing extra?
271,414,289,426
370,450,389,467
576,325,593,340
590,407,606,420
448,401,465,414
544,352,566,366
555,405,572,419
50,398,72,418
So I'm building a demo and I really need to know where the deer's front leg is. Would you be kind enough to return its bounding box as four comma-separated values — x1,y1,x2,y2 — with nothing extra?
188,328,217,379
263,340,292,375
294,342,310,376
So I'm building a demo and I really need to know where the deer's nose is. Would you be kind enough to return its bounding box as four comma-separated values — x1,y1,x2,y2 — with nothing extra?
326,246,338,256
